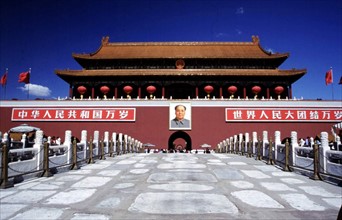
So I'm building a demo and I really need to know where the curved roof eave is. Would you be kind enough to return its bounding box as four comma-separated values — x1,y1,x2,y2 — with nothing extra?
55,68,307,77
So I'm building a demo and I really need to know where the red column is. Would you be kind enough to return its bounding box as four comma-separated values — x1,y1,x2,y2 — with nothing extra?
115,87,118,99
219,87,223,98
91,87,95,99
267,87,270,99
162,86,165,98
243,87,246,99
288,85,292,99
138,87,141,98
195,87,199,98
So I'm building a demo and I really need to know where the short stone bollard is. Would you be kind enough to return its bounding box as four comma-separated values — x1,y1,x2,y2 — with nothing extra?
109,139,114,157
88,137,95,164
70,139,79,170
40,142,53,177
310,143,322,180
257,139,262,160
267,138,274,165
284,139,291,171
0,142,14,189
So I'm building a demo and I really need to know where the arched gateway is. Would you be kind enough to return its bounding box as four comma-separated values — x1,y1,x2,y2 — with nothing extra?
168,131,192,152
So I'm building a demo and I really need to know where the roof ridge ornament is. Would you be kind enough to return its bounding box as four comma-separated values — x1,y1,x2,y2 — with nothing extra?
102,36,110,45
252,35,259,44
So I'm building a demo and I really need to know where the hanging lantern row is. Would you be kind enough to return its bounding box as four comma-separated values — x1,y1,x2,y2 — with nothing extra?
77,85,285,99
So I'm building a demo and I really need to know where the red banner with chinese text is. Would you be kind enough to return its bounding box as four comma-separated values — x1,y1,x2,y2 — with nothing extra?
226,108,342,122
12,108,136,121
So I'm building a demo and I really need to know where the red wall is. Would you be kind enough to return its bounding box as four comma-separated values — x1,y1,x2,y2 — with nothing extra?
0,100,338,150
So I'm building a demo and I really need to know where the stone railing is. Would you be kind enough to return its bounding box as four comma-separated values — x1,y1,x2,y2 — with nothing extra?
0,130,143,189
217,130,342,182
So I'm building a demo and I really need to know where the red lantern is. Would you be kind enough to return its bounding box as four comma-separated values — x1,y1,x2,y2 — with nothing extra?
146,85,156,94
123,85,133,94
123,85,133,98
100,85,110,95
228,85,237,95
204,85,214,98
251,86,261,95
146,85,156,98
274,86,284,95
77,86,87,95
204,85,213,93
100,85,110,99
77,85,87,99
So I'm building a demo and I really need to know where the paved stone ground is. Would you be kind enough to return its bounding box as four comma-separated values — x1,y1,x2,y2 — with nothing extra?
0,153,341,220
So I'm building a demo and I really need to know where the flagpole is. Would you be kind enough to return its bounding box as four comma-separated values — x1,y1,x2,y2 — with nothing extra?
27,68,31,100
330,67,334,100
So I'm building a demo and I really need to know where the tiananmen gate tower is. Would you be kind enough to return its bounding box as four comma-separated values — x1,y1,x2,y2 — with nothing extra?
1,36,340,151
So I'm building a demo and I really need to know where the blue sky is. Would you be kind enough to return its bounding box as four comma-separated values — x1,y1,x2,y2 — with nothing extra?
0,0,341,100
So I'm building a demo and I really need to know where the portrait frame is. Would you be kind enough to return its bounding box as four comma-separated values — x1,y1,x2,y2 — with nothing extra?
169,102,192,130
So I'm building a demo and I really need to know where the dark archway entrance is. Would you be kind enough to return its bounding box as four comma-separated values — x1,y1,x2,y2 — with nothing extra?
168,131,192,152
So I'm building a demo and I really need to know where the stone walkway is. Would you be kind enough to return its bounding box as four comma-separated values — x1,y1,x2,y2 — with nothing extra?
0,153,341,220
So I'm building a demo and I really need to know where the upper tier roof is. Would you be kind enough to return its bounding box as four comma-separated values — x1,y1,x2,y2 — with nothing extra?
72,36,289,60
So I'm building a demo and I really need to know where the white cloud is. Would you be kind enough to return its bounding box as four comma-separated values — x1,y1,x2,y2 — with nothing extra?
236,7,244,15
18,83,52,97
265,48,274,54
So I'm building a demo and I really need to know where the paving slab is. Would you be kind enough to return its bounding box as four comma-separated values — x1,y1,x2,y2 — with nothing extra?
0,153,341,220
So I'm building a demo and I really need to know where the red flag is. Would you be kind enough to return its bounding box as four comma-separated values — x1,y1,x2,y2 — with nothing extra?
325,68,333,85
0,71,7,87
18,71,30,84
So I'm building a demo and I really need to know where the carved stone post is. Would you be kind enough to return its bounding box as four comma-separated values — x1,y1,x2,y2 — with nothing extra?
104,131,109,154
320,131,329,173
34,130,44,171
291,131,298,166
233,135,237,154
93,131,99,157
275,131,281,161
252,132,257,155
119,133,123,154
245,133,249,157
239,133,243,154
112,132,117,155
81,130,87,159
263,131,268,156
